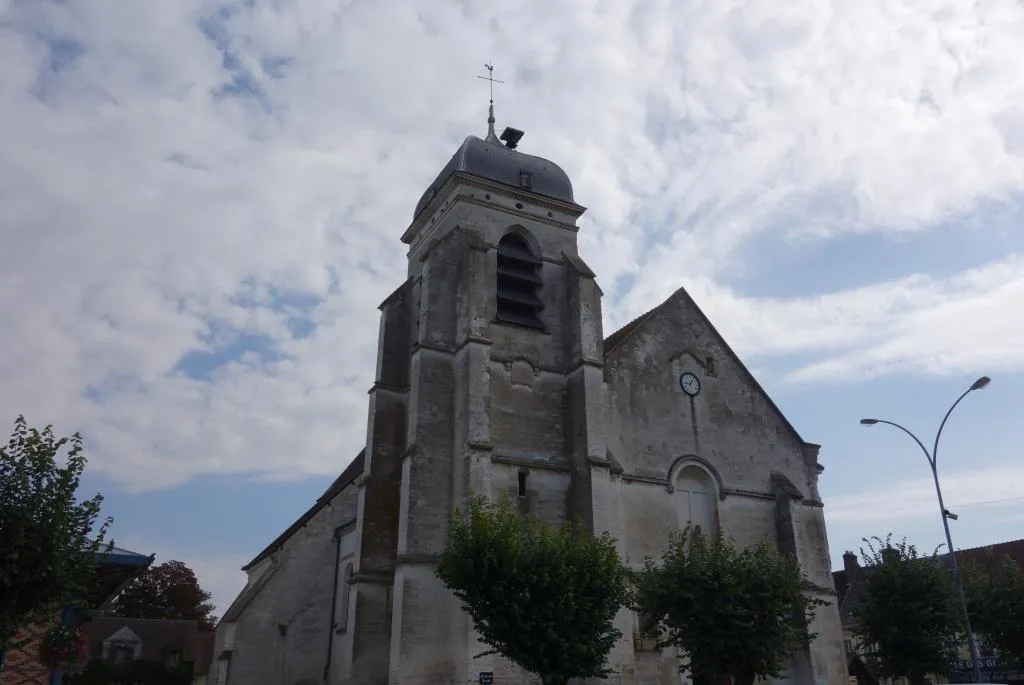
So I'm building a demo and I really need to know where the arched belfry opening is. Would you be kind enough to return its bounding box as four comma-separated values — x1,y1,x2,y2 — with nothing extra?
675,464,718,536
496,232,545,329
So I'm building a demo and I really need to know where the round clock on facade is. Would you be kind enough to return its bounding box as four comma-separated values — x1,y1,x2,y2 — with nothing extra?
679,372,701,396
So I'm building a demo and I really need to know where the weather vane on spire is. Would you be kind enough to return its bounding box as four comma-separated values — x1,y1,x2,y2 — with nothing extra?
478,62,503,143
477,63,503,104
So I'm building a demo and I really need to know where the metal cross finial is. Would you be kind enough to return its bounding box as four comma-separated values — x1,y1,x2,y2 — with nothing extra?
477,63,503,142
477,63,503,103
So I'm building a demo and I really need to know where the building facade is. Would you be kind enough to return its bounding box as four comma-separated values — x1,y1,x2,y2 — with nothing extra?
210,115,846,685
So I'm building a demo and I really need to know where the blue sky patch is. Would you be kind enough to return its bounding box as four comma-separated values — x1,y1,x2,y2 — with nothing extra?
261,56,292,79
200,7,271,110
721,191,1024,298
176,330,283,381
29,31,84,102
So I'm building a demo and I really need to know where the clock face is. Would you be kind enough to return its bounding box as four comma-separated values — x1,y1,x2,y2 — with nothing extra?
679,372,701,396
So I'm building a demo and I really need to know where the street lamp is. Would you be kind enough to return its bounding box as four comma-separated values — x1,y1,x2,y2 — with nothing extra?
860,375,991,684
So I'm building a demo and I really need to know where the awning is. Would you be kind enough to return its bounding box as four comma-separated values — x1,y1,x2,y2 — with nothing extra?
85,543,154,608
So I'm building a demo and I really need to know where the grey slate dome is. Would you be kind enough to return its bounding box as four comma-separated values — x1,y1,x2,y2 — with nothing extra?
413,133,575,220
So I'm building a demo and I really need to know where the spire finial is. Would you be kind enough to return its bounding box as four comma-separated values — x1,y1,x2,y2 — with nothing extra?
477,62,503,143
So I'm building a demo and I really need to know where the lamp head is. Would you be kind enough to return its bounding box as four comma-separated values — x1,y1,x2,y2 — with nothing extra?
971,376,991,391
860,418,879,426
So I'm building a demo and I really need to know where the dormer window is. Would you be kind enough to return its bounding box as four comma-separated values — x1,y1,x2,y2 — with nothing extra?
496,233,545,330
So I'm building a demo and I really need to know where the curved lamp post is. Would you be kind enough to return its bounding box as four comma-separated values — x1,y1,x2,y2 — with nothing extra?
860,375,990,684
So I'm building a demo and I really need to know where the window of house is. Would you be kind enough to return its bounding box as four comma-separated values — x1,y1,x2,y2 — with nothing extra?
518,471,528,497
495,233,544,329
166,650,181,667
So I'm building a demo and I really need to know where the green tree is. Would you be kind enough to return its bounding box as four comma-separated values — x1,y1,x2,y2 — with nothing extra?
110,560,217,631
634,527,822,685
851,535,960,685
0,416,111,652
436,496,630,685
964,553,1024,663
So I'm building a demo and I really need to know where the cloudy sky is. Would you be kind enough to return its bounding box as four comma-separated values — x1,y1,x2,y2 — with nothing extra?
3,0,1024,612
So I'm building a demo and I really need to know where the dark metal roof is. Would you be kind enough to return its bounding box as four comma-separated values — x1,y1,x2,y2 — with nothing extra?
413,135,574,219
94,545,154,567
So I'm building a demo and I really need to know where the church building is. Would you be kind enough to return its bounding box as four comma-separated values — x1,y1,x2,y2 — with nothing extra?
208,105,847,685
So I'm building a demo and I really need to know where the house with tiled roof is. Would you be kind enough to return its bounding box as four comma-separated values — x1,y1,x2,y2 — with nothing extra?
832,537,1024,685
1,544,154,685
80,617,214,685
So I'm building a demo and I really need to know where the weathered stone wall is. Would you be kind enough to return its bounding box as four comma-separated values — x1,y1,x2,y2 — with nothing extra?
384,177,587,685
489,364,566,460
601,286,846,684
344,278,414,685
604,312,810,493
219,483,358,685
387,226,459,684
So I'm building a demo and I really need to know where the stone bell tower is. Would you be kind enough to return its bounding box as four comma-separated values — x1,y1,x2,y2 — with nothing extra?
344,99,610,684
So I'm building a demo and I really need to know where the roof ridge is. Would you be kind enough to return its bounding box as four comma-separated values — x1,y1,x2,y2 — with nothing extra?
951,537,1024,555
242,449,366,570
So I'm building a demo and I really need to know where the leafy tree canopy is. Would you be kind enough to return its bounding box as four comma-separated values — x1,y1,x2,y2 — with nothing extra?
634,527,822,685
964,552,1024,663
851,535,960,685
110,561,217,631
0,416,111,651
436,496,630,685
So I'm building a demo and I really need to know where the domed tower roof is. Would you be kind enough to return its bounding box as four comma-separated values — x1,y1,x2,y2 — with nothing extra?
413,108,575,220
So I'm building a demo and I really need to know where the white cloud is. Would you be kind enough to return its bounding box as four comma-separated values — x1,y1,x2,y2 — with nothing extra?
825,465,1024,524
1,0,1024,490
627,254,1024,384
993,511,1024,525
783,257,1024,382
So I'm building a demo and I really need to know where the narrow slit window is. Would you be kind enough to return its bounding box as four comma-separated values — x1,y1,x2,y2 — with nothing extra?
496,233,545,329
518,471,528,497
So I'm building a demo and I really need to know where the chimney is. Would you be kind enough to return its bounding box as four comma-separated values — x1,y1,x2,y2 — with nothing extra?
843,551,859,583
